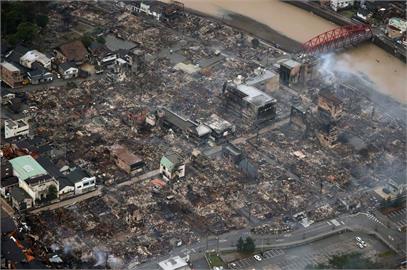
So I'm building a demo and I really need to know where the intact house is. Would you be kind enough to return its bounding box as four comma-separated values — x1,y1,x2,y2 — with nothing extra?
0,61,24,88
110,144,145,175
10,186,33,211
1,158,18,198
20,50,52,70
37,157,96,196
160,152,185,181
55,40,89,65
27,63,53,85
158,255,190,270
4,118,29,139
58,62,78,79
9,155,59,206
66,167,96,195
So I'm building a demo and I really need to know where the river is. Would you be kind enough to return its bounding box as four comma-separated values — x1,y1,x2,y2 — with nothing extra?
175,0,407,103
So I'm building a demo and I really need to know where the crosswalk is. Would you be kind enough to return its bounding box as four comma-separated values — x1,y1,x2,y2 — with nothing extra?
386,209,406,229
366,213,385,226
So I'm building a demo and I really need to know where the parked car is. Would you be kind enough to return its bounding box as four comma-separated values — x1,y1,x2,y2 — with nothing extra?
254,254,262,261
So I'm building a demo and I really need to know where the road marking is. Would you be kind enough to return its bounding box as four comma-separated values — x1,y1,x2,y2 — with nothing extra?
330,219,340,226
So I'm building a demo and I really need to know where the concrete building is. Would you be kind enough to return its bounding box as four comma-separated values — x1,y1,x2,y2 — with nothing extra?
330,0,354,11
246,68,280,93
58,62,79,79
158,256,190,270
290,105,308,131
10,186,33,211
160,152,185,181
279,59,301,86
9,155,59,203
223,83,277,123
386,17,407,39
20,50,51,70
66,167,96,195
110,144,145,174
204,114,235,141
4,119,29,139
317,89,343,121
161,108,212,141
0,61,24,88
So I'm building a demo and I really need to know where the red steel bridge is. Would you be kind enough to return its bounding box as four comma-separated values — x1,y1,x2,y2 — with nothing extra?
302,24,373,54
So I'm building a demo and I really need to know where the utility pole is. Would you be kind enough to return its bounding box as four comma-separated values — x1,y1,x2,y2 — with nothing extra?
216,236,220,255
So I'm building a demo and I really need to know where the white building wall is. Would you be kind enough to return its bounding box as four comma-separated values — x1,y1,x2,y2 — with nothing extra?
74,176,96,194
4,120,29,139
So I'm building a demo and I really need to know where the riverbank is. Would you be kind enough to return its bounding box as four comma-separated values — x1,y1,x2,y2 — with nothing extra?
284,0,407,63
184,7,302,52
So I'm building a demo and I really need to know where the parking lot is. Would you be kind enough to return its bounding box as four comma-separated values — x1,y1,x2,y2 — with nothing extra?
386,208,406,230
232,231,395,270
230,249,284,269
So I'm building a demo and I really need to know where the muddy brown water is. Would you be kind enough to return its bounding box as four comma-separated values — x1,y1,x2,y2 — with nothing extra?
173,0,406,103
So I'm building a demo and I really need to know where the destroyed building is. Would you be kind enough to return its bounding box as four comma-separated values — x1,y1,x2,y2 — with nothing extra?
159,108,211,142
223,83,277,124
110,144,145,175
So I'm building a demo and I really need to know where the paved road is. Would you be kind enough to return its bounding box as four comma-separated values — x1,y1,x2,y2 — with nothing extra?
29,186,102,214
232,117,290,145
117,169,160,187
134,212,405,269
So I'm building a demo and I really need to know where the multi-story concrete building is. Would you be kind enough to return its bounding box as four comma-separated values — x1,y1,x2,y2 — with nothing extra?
0,61,24,88
4,119,29,139
9,155,59,204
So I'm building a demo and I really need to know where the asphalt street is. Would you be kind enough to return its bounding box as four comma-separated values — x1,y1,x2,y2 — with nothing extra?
135,212,406,270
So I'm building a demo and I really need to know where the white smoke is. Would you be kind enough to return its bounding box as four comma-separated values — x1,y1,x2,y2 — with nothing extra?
93,248,107,267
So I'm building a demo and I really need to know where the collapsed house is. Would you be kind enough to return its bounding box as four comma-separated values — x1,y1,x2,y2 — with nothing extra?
222,83,277,124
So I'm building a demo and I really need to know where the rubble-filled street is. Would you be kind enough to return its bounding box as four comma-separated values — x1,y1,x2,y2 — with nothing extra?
1,1,406,269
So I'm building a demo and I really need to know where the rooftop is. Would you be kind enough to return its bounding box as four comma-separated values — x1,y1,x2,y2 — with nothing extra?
10,186,31,202
281,59,301,69
161,152,183,171
158,256,188,270
110,144,143,166
236,84,276,106
1,61,20,72
59,40,88,62
9,155,47,181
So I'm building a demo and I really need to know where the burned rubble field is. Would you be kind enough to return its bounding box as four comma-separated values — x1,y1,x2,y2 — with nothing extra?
25,3,406,267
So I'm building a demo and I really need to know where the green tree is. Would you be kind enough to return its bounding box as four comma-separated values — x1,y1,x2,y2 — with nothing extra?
306,252,383,269
14,22,38,45
96,36,105,44
36,14,49,28
236,237,244,252
81,34,93,48
243,236,256,253
47,185,58,201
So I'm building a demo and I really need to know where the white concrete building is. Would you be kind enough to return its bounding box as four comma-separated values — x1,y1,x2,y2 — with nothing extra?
66,168,96,195
4,119,29,139
20,50,51,70
160,152,185,181
158,256,190,270
330,0,354,11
